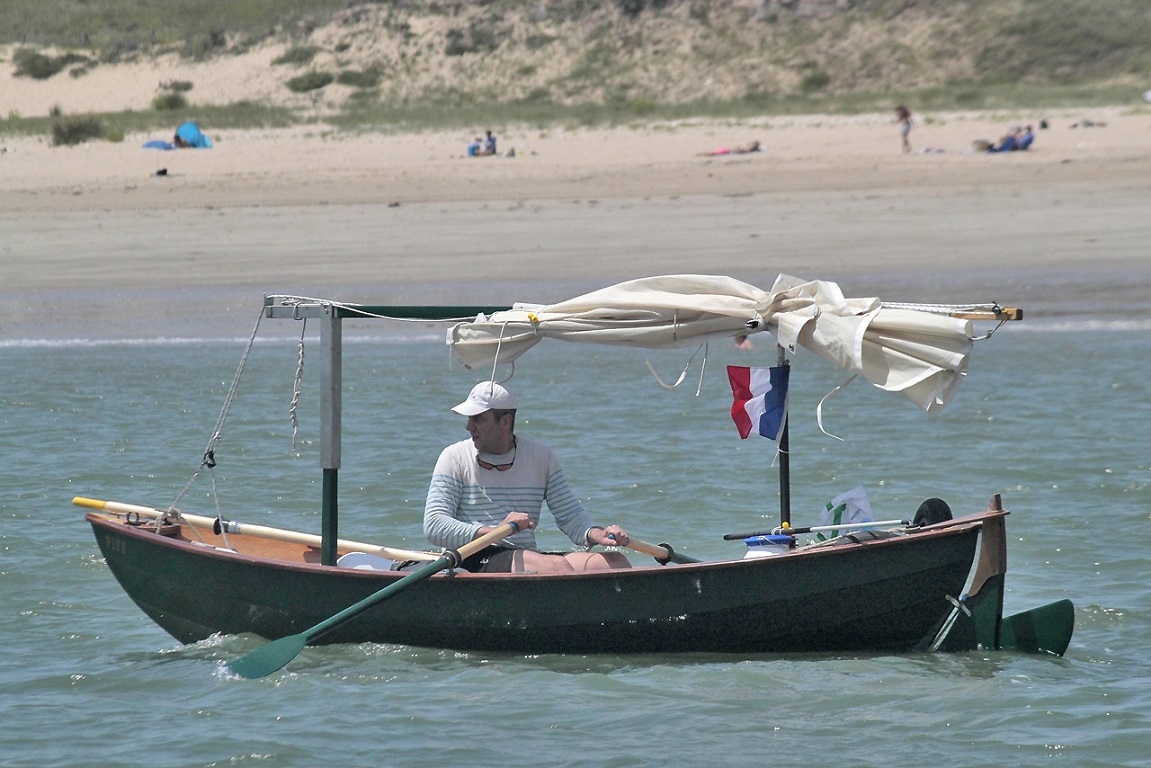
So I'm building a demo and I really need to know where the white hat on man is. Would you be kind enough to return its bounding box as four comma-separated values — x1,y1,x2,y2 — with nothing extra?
451,381,518,416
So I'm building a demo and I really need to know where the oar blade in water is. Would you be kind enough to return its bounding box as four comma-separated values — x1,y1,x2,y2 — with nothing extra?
229,633,309,679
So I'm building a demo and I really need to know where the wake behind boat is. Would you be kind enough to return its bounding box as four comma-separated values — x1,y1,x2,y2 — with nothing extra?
78,275,1073,676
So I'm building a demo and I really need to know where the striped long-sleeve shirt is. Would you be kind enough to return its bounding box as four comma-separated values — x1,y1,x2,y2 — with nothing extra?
423,436,599,550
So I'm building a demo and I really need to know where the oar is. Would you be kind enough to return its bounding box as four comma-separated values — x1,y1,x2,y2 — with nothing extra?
228,523,519,679
722,518,911,540
470,494,699,566
610,534,700,565
73,496,438,562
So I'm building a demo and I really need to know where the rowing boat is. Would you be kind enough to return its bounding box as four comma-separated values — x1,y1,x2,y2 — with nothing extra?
79,275,1073,670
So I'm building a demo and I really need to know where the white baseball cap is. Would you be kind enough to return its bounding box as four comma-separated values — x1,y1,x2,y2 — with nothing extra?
452,381,518,416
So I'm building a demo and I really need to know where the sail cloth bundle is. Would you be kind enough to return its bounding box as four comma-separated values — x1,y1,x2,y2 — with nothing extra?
447,274,975,414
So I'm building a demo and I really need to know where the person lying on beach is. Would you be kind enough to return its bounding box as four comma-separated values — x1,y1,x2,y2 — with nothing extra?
700,140,761,156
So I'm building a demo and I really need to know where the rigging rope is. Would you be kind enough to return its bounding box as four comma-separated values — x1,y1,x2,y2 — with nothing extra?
880,300,1013,339
163,295,478,541
644,342,708,394
880,300,1004,316
290,317,307,452
166,301,265,544
267,294,480,325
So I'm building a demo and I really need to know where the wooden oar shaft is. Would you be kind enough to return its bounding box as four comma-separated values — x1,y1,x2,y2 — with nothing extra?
621,537,700,565
625,538,672,559
949,307,1022,321
73,496,438,562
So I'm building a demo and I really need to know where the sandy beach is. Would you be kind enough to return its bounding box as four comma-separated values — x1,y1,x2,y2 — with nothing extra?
3,106,1151,340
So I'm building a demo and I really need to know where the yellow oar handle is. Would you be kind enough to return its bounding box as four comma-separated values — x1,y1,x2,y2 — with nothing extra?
454,522,520,562
73,496,439,562
611,534,701,565
626,538,673,560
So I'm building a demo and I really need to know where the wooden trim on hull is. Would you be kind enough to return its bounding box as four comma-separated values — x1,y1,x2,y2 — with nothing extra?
88,510,1001,655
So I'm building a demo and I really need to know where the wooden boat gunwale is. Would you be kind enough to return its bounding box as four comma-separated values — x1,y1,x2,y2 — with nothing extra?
85,509,998,579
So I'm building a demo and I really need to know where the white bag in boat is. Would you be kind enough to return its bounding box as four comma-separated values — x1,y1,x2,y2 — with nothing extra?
336,552,397,571
817,486,874,540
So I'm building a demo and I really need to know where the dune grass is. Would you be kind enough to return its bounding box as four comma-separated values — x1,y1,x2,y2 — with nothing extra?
1,80,1142,142
0,0,351,59
0,102,295,140
329,81,1146,134
2,0,1148,138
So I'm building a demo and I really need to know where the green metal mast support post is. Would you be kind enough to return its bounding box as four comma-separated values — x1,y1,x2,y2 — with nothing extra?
319,304,342,566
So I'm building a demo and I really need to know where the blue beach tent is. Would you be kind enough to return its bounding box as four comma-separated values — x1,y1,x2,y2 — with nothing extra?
174,121,213,148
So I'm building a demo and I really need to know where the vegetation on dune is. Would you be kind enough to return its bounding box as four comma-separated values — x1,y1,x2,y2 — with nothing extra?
5,103,296,142
150,80,193,111
974,0,1151,84
50,115,106,146
13,47,94,79
286,70,334,93
2,0,1150,139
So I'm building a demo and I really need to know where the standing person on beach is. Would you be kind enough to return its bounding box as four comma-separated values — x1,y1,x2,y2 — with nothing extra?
424,381,632,573
896,105,912,153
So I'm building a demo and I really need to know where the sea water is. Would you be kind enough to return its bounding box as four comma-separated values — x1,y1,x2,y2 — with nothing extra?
1,319,1149,767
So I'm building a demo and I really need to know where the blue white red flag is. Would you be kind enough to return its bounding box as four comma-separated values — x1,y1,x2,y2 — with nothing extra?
727,365,789,440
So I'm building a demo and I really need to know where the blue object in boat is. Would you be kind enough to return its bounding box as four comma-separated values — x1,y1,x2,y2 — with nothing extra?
743,534,795,558
744,534,795,548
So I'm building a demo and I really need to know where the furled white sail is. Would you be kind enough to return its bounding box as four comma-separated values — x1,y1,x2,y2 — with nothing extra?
447,274,974,413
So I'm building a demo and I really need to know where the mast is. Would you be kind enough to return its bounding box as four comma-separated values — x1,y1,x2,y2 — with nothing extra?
777,343,791,526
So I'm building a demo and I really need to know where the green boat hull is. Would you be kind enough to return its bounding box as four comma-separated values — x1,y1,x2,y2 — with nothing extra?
87,509,1066,655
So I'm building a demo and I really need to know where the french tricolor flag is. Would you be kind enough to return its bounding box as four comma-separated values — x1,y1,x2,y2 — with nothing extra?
727,365,790,440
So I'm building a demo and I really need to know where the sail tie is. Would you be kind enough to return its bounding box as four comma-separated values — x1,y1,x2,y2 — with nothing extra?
815,374,857,441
